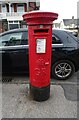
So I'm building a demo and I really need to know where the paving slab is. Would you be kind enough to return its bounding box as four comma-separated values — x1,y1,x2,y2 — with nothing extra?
2,84,77,118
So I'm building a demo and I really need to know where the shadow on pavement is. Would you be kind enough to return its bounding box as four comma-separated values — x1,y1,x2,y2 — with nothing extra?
61,84,78,101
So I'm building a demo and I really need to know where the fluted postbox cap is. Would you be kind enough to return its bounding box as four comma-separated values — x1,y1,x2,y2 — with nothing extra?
22,10,58,25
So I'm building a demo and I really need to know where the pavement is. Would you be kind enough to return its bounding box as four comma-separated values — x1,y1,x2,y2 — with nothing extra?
2,72,79,101
2,84,77,118
0,72,78,118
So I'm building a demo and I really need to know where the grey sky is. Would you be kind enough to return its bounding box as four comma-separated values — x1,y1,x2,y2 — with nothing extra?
40,0,78,21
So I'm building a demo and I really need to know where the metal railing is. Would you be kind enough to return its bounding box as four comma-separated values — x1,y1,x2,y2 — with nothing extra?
0,12,26,19
6,12,25,16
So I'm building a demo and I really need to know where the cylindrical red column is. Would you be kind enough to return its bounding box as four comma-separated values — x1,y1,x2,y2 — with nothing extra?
23,11,58,101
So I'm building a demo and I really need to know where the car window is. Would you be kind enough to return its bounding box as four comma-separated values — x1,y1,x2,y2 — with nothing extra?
66,31,78,41
1,32,23,46
52,34,62,44
20,31,28,45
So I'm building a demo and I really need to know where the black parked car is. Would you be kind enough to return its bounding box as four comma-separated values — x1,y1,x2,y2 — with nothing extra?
0,28,79,80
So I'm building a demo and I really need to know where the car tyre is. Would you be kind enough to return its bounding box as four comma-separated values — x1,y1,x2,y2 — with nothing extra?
52,60,75,80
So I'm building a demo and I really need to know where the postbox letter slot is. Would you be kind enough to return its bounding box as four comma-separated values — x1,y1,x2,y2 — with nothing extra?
34,29,48,33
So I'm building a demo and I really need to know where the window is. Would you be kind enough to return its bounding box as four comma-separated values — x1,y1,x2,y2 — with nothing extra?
29,2,36,10
11,4,14,12
52,34,62,44
9,24,19,30
2,4,6,12
1,32,23,46
17,4,24,13
9,21,13,23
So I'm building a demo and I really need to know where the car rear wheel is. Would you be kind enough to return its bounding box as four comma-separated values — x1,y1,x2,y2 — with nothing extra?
52,60,75,80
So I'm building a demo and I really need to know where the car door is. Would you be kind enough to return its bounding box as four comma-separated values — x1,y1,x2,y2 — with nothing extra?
20,30,29,72
51,34,64,64
1,31,28,74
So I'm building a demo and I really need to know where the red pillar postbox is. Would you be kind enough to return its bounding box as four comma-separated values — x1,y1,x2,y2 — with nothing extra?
22,11,58,101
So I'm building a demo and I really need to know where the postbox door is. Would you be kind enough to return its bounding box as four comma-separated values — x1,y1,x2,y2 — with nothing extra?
29,34,52,87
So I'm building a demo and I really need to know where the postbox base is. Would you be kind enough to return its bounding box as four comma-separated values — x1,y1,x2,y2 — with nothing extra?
30,84,50,102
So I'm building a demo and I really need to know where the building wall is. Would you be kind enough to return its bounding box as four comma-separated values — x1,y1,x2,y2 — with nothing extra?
0,1,40,13
0,3,27,13
14,3,17,12
0,0,40,32
24,3,27,12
